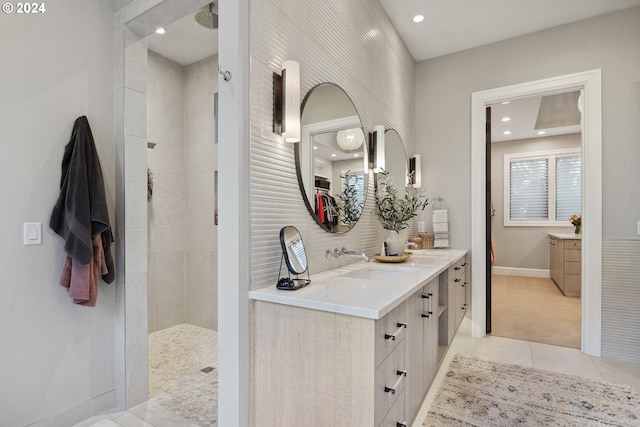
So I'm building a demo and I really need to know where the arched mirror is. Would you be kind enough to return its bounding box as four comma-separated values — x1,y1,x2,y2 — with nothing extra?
383,129,408,188
295,83,368,233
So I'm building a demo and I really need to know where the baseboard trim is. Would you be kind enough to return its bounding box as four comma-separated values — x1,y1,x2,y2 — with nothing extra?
27,389,117,427
492,266,550,278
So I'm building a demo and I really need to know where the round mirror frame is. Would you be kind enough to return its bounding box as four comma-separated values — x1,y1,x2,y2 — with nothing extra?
294,83,369,234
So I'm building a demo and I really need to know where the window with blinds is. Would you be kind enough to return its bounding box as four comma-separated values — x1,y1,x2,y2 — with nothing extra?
504,149,581,226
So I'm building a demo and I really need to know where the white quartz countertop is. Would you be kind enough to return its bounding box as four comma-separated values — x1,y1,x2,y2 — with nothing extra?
548,232,582,240
249,249,468,320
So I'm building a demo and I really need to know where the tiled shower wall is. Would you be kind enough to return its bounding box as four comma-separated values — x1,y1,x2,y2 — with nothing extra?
147,51,218,332
185,55,219,331
249,0,416,290
147,51,187,332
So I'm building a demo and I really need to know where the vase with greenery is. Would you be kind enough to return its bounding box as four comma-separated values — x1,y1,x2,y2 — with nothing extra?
570,214,581,234
375,170,429,255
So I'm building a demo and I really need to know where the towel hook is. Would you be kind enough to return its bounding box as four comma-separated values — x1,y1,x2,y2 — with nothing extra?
218,65,232,82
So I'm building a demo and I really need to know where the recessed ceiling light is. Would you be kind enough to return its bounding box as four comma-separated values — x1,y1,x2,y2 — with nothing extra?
313,146,318,149
412,14,425,23
155,27,166,35
353,153,360,157
331,153,337,157
503,130,511,135
537,131,546,135
501,101,510,105
501,117,511,122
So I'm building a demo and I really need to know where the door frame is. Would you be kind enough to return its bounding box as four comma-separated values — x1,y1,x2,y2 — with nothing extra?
470,69,602,356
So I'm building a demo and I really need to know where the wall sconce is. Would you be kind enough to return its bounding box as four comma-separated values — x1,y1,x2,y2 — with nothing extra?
409,154,422,188
273,60,301,143
372,125,385,173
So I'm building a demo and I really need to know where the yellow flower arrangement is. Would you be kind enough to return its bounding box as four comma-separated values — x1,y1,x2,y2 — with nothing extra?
570,215,581,234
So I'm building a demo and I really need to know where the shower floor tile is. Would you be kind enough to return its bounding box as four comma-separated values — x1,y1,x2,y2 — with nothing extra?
148,323,218,426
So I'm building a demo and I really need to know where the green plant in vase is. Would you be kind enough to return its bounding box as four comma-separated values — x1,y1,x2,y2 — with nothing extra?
375,170,428,255
335,176,364,229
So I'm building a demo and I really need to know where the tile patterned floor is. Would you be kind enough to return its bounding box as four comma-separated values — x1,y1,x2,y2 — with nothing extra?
75,320,640,427
75,324,217,427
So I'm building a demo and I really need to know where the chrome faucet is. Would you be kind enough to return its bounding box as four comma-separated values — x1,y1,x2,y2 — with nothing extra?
405,241,419,249
325,247,370,262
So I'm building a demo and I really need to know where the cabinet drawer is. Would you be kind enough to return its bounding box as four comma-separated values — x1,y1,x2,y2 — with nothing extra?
564,261,581,275
565,240,581,249
564,274,581,297
379,388,406,427
564,248,581,262
375,343,406,424
375,302,407,364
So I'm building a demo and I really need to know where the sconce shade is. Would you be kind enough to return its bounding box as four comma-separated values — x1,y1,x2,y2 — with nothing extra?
410,154,421,188
373,125,385,173
273,60,301,143
336,127,364,151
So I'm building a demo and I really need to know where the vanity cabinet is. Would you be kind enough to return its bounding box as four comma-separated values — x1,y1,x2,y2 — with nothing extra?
549,234,581,297
249,249,469,427
251,300,409,427
406,278,439,418
439,256,469,347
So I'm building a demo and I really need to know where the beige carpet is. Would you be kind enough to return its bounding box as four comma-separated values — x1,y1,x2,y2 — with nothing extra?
424,354,640,426
491,275,581,349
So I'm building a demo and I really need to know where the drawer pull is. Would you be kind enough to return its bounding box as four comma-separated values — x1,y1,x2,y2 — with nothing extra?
384,323,407,341
454,266,461,271
421,293,430,299
421,311,432,318
396,423,408,427
462,262,468,267
454,278,461,283
384,370,407,394
461,282,467,287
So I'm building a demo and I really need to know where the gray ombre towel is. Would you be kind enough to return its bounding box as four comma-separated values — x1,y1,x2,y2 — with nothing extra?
50,116,114,285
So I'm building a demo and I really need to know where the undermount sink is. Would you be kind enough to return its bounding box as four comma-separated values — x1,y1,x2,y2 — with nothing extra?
339,265,418,281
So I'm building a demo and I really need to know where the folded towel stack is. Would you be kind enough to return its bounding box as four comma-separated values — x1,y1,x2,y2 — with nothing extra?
432,209,449,248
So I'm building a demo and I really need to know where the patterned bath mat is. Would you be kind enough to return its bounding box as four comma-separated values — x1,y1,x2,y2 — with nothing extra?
424,354,639,426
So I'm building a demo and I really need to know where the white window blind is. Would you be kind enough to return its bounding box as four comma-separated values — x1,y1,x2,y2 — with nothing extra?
509,158,549,221
504,148,581,226
345,172,365,215
556,155,582,220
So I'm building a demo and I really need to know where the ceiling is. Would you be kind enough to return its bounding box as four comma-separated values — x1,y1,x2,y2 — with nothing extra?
146,1,639,141
379,0,640,62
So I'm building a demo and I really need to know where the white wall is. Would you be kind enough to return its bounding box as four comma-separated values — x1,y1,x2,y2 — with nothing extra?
249,0,416,291
415,7,640,359
491,134,581,270
416,7,640,248
0,1,116,425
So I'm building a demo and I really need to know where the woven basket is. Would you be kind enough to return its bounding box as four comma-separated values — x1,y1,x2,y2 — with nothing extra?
419,232,434,249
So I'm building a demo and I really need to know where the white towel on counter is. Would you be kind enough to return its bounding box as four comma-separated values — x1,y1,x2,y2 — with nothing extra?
432,209,449,248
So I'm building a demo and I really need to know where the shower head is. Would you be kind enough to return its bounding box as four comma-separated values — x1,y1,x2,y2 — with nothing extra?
195,3,218,29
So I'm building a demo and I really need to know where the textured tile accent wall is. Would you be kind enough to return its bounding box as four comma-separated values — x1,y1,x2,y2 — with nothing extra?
250,0,416,290
602,240,640,362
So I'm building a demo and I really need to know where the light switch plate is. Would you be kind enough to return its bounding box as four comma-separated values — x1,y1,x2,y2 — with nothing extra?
23,222,42,245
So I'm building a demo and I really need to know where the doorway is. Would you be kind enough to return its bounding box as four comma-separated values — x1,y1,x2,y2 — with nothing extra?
487,92,583,348
470,70,603,357
144,7,219,425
